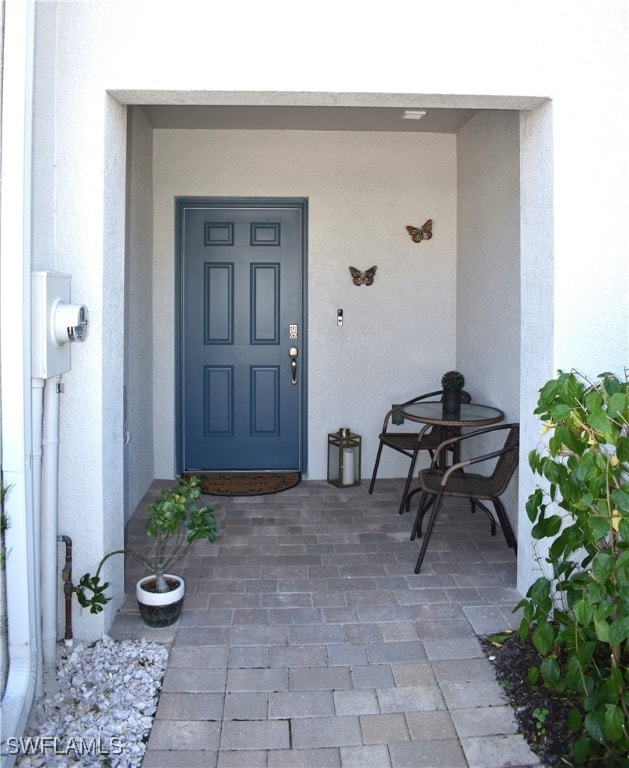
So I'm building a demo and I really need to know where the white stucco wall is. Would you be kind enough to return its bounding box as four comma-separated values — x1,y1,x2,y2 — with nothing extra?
517,103,556,592
151,128,457,480
19,0,627,641
124,107,154,521
457,111,521,416
30,4,128,637
456,110,522,533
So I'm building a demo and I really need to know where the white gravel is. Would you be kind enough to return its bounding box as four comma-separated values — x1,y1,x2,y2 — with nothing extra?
15,636,169,767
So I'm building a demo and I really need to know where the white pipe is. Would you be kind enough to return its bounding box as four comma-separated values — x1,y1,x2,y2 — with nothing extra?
0,0,38,757
30,379,45,694
41,375,61,668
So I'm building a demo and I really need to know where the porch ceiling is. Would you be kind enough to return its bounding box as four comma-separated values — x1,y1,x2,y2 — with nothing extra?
140,104,480,133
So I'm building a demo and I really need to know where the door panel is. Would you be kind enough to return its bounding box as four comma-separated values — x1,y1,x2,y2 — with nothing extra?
179,199,305,472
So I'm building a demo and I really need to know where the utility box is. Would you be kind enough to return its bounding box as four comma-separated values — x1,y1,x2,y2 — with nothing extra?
31,272,89,379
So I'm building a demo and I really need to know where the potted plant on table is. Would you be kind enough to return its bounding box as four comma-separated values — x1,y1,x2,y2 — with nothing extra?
441,370,465,416
76,475,217,627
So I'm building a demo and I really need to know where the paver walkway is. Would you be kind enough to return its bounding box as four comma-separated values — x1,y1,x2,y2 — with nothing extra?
110,478,541,767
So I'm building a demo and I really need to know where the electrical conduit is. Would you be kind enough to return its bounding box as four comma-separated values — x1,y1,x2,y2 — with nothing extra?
41,375,61,668
30,378,44,694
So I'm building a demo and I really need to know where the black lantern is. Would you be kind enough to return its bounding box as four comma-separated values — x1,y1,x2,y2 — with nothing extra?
327,428,361,487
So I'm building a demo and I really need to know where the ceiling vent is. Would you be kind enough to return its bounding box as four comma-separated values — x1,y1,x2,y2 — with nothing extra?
401,110,427,121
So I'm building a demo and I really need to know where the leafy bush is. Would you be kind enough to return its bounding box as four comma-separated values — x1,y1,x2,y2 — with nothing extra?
516,370,628,764
77,475,216,612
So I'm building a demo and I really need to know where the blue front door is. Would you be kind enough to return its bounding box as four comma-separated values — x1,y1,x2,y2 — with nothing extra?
178,198,306,471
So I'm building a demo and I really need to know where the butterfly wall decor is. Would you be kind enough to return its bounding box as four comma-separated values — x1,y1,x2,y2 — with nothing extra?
406,218,433,243
348,266,377,286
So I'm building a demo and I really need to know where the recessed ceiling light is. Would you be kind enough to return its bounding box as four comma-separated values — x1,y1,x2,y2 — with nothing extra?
402,110,427,120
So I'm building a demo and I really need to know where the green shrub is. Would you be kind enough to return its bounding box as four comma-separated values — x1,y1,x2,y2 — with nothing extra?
516,370,628,764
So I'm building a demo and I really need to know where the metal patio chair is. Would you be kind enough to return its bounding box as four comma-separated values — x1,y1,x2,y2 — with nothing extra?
410,422,519,574
368,389,471,515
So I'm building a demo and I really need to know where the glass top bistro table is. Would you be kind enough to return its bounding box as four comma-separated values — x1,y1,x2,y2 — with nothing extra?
401,401,504,432
398,401,505,511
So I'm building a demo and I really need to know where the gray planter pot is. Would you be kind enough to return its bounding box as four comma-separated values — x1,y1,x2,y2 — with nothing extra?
442,388,461,418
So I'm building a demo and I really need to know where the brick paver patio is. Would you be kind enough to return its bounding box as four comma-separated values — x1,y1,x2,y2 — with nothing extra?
110,478,540,768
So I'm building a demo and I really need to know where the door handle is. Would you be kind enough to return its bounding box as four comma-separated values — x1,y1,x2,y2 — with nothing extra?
289,346,299,385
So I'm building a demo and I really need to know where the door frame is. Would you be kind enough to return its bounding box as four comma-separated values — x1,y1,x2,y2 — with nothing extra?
175,196,308,475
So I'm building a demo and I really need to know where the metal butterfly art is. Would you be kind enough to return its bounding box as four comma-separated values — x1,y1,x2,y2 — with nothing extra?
406,219,433,243
349,266,377,286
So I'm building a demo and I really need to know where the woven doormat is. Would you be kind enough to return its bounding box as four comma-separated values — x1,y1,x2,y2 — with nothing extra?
188,472,301,497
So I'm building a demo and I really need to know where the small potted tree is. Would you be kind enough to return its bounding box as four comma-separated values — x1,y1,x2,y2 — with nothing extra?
441,370,465,416
76,475,217,627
